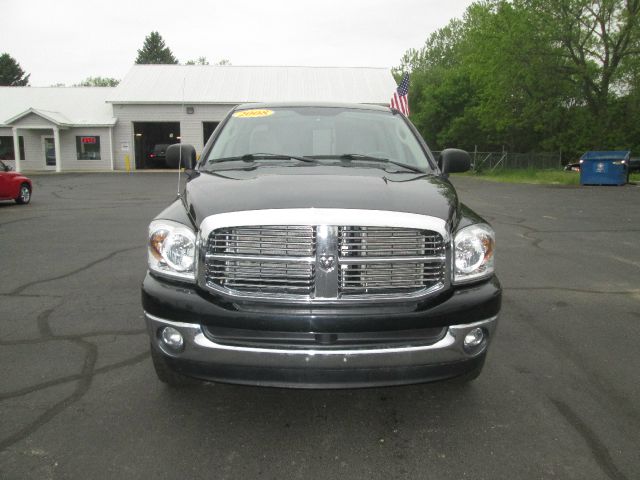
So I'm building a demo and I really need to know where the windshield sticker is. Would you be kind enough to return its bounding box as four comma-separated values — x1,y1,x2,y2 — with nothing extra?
233,109,275,118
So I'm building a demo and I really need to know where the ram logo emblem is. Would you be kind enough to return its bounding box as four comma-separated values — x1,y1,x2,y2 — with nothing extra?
319,254,336,271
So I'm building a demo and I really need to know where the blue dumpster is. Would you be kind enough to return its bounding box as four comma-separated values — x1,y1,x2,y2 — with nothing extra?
580,151,630,186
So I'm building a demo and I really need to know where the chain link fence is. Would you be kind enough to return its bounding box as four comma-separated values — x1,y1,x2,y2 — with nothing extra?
433,151,564,171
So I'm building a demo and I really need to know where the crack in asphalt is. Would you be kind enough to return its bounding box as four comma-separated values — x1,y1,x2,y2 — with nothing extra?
514,227,640,252
9,246,143,295
0,337,95,452
0,215,49,228
490,214,640,251
551,398,630,480
0,302,149,451
0,351,149,402
0,329,147,347
505,295,638,478
36,307,56,337
0,293,63,299
0,247,149,452
506,294,640,423
521,230,544,249
484,213,528,224
0,175,180,456
485,217,547,250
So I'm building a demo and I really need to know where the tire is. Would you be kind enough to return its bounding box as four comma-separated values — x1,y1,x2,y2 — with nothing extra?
15,183,31,204
150,345,199,387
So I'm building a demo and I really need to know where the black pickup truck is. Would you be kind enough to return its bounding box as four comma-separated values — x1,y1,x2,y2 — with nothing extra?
142,103,501,388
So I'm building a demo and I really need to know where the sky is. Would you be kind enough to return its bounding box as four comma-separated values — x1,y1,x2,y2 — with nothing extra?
1,0,474,86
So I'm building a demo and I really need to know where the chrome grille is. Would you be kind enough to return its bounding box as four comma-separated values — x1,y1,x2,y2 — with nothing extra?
208,225,315,257
338,226,444,257
202,223,447,301
337,226,445,296
206,260,315,295
205,226,315,295
339,262,444,294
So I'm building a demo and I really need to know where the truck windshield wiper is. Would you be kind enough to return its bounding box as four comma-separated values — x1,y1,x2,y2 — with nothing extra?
308,154,424,173
209,153,317,164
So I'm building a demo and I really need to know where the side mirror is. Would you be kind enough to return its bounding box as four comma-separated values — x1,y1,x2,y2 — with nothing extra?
440,148,471,174
166,144,197,170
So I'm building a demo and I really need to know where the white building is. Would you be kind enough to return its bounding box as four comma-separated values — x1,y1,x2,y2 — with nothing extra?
0,88,116,172
0,66,396,172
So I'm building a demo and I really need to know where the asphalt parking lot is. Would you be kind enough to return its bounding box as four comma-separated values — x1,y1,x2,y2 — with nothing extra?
1,173,639,479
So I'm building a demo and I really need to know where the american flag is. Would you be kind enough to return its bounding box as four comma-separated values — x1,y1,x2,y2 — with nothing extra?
390,73,410,115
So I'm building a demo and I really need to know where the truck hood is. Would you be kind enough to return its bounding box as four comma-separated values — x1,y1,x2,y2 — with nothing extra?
184,165,459,228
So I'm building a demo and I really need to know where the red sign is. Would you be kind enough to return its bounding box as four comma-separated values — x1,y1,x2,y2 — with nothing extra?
81,137,97,144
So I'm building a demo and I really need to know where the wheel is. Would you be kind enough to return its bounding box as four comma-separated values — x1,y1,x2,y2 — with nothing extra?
150,345,199,387
15,183,31,204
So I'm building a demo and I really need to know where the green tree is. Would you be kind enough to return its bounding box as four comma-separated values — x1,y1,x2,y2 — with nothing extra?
185,57,231,66
0,53,30,86
455,2,578,152
75,76,120,87
396,7,494,151
397,0,640,157
135,32,178,64
185,56,209,65
518,0,640,149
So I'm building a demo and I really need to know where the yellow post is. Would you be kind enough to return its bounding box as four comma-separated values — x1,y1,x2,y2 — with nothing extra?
124,154,131,173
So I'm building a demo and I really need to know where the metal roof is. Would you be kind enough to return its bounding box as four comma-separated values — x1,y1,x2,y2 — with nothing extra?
0,87,116,127
4,108,74,126
108,65,396,105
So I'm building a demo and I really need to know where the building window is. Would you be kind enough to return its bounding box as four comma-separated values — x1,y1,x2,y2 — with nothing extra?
76,136,101,160
0,136,26,160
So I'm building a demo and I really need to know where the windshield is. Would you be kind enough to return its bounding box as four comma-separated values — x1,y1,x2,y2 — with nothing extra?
204,107,435,171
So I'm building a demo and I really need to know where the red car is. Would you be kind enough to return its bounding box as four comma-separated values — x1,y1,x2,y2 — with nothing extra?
0,160,32,204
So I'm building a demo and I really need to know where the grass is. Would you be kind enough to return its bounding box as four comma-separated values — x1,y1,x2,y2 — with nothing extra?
454,168,640,185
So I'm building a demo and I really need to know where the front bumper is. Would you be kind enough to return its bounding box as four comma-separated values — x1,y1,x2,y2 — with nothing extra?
146,312,497,388
143,273,501,388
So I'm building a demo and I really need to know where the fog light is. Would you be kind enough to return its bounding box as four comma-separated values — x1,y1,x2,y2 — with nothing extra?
161,326,184,351
463,328,485,350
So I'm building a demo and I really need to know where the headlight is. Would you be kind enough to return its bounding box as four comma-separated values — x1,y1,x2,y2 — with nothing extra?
453,224,495,284
148,220,196,282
